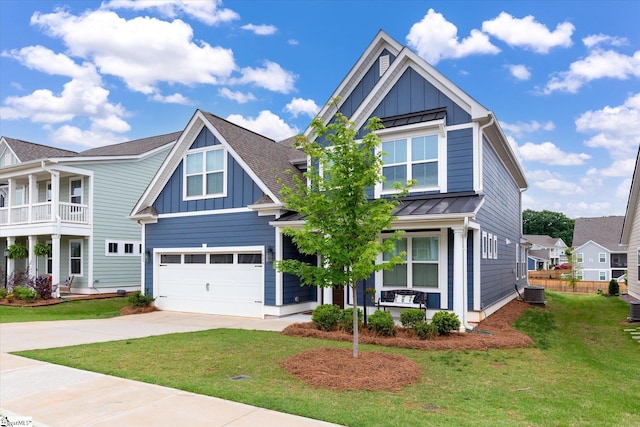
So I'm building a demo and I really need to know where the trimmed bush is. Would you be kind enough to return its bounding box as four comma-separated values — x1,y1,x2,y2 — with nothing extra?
400,308,426,329
13,285,38,301
338,307,363,333
431,311,461,335
127,291,155,308
415,322,438,340
368,310,395,336
0,288,8,299
608,279,620,296
312,304,342,332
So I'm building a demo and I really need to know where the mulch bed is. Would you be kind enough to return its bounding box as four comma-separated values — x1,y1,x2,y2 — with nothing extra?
281,299,534,390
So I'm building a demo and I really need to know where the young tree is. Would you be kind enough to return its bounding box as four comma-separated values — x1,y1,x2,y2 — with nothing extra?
276,105,411,358
562,248,582,291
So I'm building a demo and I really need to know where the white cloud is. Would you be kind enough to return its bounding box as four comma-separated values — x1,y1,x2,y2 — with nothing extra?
234,60,297,94
583,34,628,49
525,169,560,181
501,120,555,137
219,88,256,103
104,0,239,25
542,49,640,94
518,141,590,166
241,23,277,36
587,159,636,178
151,92,191,104
575,93,640,159
406,8,499,65
508,64,531,80
616,178,632,201
226,110,298,141
285,98,319,118
2,45,99,81
288,39,299,46
568,201,613,217
31,9,236,94
533,178,583,195
49,124,127,148
482,12,574,53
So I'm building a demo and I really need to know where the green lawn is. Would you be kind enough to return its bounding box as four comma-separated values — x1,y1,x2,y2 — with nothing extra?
0,297,128,322
15,292,640,426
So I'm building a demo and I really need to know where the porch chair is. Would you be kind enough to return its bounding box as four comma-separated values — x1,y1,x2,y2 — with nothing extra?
59,275,75,295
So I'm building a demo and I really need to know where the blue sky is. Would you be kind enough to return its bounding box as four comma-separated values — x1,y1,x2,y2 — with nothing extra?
1,0,639,219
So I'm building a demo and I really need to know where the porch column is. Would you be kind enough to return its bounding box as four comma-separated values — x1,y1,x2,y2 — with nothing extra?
28,235,37,276
275,227,283,305
50,171,59,222
452,226,466,332
7,178,14,224
51,234,61,297
28,174,36,223
6,236,15,283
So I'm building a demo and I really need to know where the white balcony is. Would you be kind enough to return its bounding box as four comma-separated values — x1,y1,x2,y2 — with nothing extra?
0,202,89,226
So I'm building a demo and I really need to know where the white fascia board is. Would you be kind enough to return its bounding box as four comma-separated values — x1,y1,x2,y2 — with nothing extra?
574,240,610,253
305,30,403,138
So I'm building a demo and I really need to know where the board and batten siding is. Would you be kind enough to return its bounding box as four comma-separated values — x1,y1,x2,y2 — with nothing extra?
153,128,264,215
476,137,524,308
626,209,640,298
79,148,171,289
144,211,278,305
447,127,474,193
282,235,317,304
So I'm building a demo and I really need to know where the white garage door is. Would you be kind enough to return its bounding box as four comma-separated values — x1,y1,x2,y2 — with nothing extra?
155,250,264,318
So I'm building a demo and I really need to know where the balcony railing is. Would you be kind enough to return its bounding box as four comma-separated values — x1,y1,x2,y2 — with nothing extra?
0,202,89,226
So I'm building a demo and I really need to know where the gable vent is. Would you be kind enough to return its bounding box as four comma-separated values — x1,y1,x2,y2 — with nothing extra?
379,55,390,76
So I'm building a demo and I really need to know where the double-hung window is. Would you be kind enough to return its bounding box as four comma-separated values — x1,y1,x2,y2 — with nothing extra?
69,240,82,276
184,147,225,199
381,133,441,193
383,234,441,289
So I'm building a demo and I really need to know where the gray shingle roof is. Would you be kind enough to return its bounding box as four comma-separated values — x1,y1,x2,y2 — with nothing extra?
78,132,181,156
3,137,77,161
523,234,562,248
572,216,627,251
201,111,303,199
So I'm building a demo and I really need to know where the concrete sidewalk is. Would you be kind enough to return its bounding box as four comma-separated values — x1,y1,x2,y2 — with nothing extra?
0,311,341,427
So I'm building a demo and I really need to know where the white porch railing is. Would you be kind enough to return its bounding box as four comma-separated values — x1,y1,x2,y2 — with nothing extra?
0,202,89,225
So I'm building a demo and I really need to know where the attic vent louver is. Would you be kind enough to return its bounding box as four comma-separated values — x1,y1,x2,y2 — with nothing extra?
379,55,390,76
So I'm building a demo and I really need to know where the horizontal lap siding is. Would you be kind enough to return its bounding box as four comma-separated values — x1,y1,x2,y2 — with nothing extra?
145,212,277,304
627,212,640,297
82,149,171,289
476,138,523,308
282,235,317,304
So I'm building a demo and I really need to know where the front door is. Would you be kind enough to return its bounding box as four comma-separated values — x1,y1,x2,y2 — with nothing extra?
332,285,344,308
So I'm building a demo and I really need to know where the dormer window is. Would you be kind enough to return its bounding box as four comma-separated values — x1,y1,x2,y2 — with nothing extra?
184,146,226,199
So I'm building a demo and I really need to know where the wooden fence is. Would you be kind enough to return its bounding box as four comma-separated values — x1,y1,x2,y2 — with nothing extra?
528,277,628,294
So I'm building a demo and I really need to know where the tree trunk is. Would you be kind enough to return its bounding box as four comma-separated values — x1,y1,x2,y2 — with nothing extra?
352,284,359,358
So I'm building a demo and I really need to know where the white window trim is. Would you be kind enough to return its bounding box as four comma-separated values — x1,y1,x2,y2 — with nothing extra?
599,270,607,281
69,177,82,204
69,239,83,277
487,233,493,259
375,122,447,197
599,252,606,263
493,234,498,260
183,145,227,201
577,253,584,263
482,231,487,259
380,230,446,292
105,239,142,257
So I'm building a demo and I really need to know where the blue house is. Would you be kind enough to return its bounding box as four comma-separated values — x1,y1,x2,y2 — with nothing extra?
131,31,528,326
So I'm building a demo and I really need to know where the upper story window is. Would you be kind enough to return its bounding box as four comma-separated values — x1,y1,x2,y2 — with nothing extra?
576,253,584,263
377,124,445,195
184,147,226,199
70,178,82,204
599,253,606,263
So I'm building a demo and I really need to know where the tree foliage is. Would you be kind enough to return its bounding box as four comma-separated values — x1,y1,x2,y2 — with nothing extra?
522,209,575,246
275,102,412,358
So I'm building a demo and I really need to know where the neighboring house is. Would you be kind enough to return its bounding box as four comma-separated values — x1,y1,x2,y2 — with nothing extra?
0,133,179,294
131,30,528,328
621,146,640,299
572,216,627,282
523,234,568,270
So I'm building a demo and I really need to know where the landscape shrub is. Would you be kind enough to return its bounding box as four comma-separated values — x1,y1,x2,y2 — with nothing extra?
127,291,155,308
368,310,395,336
414,321,438,340
0,288,7,299
608,279,620,296
400,308,426,329
30,275,56,300
431,311,461,335
13,285,38,301
311,304,342,331
338,307,363,333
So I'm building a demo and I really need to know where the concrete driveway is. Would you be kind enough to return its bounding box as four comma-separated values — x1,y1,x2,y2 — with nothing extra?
0,311,342,427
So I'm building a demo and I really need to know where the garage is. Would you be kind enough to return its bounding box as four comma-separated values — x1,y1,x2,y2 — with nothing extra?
154,247,264,318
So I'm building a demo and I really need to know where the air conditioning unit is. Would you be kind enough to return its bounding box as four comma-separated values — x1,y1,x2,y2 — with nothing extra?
630,301,640,322
524,286,545,306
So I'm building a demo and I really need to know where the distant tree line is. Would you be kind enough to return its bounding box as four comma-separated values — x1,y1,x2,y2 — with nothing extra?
522,209,575,247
